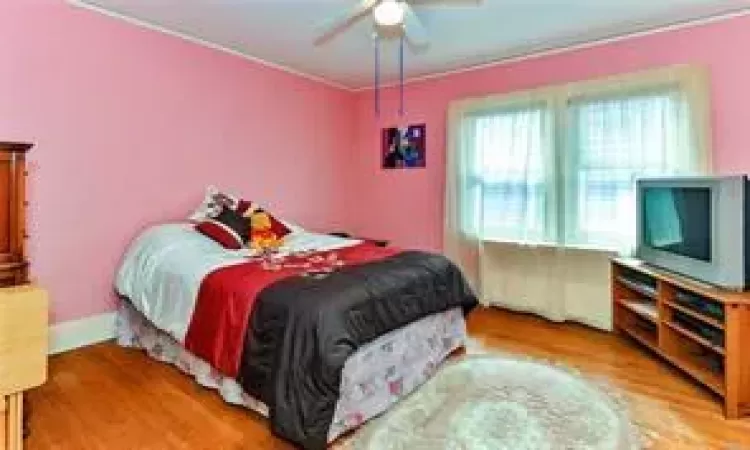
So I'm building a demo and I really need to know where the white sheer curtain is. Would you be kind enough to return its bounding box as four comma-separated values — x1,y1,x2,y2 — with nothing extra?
473,106,552,243
565,89,706,253
445,66,711,327
445,89,557,294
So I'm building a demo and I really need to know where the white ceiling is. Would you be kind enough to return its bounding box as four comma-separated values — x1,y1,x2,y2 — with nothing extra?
76,0,750,89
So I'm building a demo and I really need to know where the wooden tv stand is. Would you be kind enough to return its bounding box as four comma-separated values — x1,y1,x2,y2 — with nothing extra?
612,258,750,418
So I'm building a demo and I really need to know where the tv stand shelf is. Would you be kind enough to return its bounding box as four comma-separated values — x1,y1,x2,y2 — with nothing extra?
612,258,750,418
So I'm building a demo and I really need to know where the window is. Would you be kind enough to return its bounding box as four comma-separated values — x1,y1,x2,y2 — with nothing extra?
471,107,551,242
567,89,692,249
451,66,710,253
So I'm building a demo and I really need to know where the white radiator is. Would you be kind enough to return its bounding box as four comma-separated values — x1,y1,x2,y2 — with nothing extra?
479,241,615,331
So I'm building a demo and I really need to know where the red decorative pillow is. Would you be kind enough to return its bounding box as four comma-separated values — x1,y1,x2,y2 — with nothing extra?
235,199,256,216
195,207,248,250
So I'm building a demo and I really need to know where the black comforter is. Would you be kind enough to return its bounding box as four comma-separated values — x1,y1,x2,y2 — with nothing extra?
236,250,477,449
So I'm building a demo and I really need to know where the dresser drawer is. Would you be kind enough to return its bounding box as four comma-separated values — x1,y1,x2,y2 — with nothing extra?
0,263,28,289
0,272,21,289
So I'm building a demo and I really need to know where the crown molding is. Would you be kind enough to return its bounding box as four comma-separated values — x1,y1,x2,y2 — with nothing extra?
352,7,750,92
66,1,750,93
66,0,355,92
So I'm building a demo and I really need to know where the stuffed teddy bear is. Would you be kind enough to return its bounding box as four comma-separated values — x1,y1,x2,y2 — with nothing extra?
248,209,284,251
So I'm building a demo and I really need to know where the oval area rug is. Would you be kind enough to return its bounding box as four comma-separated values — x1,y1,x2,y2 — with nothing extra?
346,355,642,450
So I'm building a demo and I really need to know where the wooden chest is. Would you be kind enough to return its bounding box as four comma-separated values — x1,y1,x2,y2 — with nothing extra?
0,142,39,450
0,143,30,287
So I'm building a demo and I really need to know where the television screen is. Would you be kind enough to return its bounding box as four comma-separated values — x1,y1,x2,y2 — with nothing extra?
642,187,712,262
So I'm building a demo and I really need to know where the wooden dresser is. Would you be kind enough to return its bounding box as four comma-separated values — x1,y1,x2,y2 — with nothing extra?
0,142,47,450
0,143,30,287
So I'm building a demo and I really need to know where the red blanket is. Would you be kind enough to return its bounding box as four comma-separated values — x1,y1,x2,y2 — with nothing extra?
183,243,400,378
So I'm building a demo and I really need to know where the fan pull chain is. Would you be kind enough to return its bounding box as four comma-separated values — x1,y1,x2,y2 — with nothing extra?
374,35,381,117
399,34,405,117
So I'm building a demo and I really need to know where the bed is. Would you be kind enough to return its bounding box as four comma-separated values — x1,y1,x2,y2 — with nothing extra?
115,223,477,449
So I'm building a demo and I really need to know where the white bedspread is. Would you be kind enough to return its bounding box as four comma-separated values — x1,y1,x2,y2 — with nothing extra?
115,223,360,342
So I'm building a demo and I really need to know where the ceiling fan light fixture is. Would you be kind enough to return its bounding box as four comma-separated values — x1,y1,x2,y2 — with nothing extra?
373,0,405,27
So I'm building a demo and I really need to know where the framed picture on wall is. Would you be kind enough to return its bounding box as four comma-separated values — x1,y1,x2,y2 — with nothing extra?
381,124,426,169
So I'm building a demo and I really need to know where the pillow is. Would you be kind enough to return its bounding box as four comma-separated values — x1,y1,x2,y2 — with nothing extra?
189,186,240,222
195,206,248,250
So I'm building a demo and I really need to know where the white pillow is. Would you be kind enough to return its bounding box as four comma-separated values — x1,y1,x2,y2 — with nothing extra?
188,185,240,222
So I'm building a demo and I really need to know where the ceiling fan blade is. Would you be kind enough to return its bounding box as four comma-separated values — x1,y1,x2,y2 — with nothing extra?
409,0,482,5
314,0,379,46
402,3,429,48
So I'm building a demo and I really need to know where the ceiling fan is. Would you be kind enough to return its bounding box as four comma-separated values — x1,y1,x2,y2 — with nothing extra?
314,0,483,49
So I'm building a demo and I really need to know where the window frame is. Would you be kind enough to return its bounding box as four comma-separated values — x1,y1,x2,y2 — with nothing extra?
447,65,712,251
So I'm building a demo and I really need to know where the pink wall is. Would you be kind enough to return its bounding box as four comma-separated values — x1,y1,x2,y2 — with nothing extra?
4,2,749,325
350,15,750,252
0,1,355,323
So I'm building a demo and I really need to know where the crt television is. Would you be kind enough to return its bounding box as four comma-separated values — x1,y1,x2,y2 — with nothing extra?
636,175,749,291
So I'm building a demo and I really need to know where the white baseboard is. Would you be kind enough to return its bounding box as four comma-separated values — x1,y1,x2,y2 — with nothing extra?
49,312,117,355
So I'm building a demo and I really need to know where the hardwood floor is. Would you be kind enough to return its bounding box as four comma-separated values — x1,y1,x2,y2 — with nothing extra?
27,307,750,449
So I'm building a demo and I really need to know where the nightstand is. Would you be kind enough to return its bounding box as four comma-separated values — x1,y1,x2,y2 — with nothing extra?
329,232,389,247
0,285,47,450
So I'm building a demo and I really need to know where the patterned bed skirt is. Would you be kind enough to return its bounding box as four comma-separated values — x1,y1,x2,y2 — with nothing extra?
116,301,467,443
